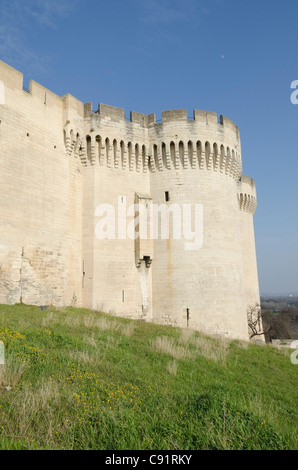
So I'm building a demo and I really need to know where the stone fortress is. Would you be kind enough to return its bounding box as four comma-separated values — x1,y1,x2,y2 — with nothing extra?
0,60,262,341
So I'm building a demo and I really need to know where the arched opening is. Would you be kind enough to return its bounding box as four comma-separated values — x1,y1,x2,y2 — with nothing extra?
205,142,211,168
220,144,225,171
161,142,167,168
74,133,80,156
96,135,101,163
213,143,218,170
105,138,110,166
120,141,125,169
226,147,231,173
113,139,117,167
170,141,175,168
148,155,153,172
188,141,193,167
197,141,202,168
135,143,140,171
153,144,159,170
128,142,133,169
86,135,91,164
142,145,147,171
179,141,184,168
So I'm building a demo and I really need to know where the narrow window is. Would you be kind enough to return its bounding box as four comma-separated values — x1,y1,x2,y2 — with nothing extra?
188,141,193,167
162,142,167,168
105,137,110,164
135,144,139,171
165,191,170,202
113,139,117,166
82,261,85,288
170,141,175,168
179,141,184,168
96,135,101,163
142,145,146,171
153,144,159,169
128,142,132,167
122,290,125,302
187,308,190,327
120,141,125,168
86,135,91,163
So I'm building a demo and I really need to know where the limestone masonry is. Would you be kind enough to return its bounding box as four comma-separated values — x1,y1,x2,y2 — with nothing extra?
0,60,262,341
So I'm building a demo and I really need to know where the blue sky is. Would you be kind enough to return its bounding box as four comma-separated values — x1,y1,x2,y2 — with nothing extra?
0,0,297,295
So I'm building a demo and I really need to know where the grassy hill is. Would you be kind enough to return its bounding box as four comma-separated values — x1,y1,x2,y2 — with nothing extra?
0,304,297,450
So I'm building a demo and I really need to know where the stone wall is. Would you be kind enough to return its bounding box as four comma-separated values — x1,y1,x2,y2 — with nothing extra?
0,60,262,341
0,60,82,306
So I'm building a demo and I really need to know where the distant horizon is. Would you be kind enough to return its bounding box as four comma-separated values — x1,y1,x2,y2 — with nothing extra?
260,293,298,298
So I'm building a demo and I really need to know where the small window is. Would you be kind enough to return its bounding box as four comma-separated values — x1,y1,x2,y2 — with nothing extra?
165,191,170,202
122,290,125,302
187,308,190,327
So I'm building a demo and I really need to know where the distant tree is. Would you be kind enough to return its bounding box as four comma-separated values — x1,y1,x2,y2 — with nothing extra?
260,298,298,342
261,310,294,343
261,301,277,312
280,307,298,321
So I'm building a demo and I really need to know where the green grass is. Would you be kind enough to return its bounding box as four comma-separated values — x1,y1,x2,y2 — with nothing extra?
0,303,297,450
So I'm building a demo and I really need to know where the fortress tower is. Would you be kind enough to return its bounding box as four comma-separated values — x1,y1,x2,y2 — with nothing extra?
0,60,262,341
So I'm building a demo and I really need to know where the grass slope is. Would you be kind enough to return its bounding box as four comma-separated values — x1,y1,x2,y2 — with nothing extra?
0,304,297,450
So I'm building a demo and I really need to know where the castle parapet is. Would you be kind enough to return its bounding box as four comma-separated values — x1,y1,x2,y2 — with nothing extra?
157,108,240,144
0,60,23,91
238,175,257,214
130,111,156,127
84,103,156,127
220,115,240,134
84,102,93,117
97,103,125,121
72,105,243,179
161,109,187,122
157,108,239,136
80,102,240,146
193,109,218,125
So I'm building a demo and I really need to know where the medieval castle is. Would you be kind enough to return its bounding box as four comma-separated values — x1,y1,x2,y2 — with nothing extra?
0,60,261,341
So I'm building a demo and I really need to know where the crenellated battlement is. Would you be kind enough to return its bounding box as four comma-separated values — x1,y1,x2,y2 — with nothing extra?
0,60,24,91
0,60,65,110
0,60,240,179
63,122,242,181
82,100,240,140
65,102,242,180
0,60,240,142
